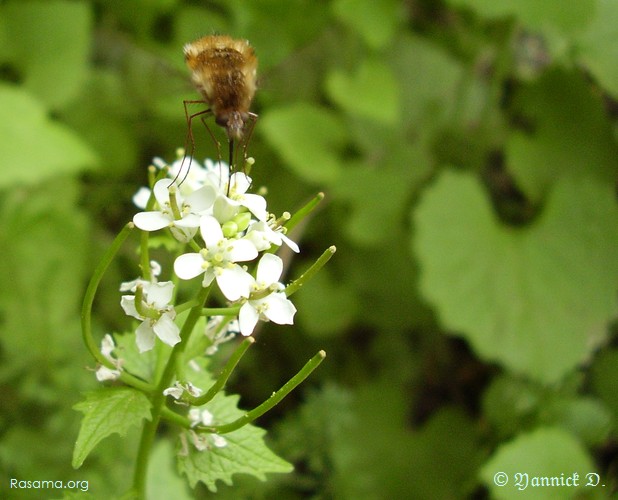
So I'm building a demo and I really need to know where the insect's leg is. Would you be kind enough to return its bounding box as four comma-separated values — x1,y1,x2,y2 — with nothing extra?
173,100,211,186
241,112,259,163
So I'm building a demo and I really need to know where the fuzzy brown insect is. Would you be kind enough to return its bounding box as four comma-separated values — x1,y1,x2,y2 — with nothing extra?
184,35,257,141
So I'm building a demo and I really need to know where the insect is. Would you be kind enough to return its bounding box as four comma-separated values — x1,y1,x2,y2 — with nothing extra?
183,35,258,179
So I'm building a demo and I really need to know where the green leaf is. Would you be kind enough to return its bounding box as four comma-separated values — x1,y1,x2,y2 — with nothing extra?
589,348,618,428
1,0,92,108
178,364,293,491
0,179,89,366
113,332,159,384
0,85,98,187
539,397,612,447
260,103,346,184
479,427,595,499
332,0,403,50
446,0,595,34
483,375,542,439
147,440,193,500
507,70,618,200
326,58,400,126
576,0,618,98
332,161,413,246
390,35,463,132
413,170,618,383
295,269,359,338
72,388,152,468
330,382,482,498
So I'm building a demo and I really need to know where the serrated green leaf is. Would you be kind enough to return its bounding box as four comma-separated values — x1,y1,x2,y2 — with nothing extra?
507,70,618,200
325,58,400,126
113,332,159,384
259,103,345,184
177,363,293,491
332,0,402,49
413,170,618,383
479,427,595,499
72,388,152,468
1,0,92,108
576,0,618,98
177,392,293,491
0,85,98,187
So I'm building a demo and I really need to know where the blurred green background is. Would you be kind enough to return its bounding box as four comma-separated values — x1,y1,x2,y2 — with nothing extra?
1,0,618,498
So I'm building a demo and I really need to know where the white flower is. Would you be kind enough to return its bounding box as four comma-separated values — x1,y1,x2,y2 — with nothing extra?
245,220,300,253
133,179,216,242
120,281,181,353
211,172,267,223
95,334,122,381
238,254,297,336
163,381,203,400
188,409,227,450
204,316,239,355
174,215,258,300
119,261,161,292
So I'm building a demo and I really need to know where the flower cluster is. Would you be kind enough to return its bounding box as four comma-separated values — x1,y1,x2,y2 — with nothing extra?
122,155,298,353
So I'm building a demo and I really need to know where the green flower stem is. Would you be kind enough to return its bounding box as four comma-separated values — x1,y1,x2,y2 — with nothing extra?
132,285,210,498
285,192,324,232
185,337,255,406
139,230,151,282
161,406,191,427
133,285,160,319
81,223,153,393
285,246,336,297
201,306,241,316
168,186,183,220
200,350,326,435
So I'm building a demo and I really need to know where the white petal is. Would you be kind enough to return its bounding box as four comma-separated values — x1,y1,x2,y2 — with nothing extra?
229,172,251,193
174,253,205,280
241,194,267,221
135,321,156,352
217,266,253,301
228,238,258,262
280,232,300,253
132,187,151,209
100,333,116,358
257,253,283,283
96,366,121,381
120,296,141,320
153,178,178,205
213,196,240,223
174,213,201,228
211,434,227,448
153,313,181,347
200,215,224,247
239,303,259,336
170,225,198,243
202,269,215,287
147,281,175,308
263,294,297,325
186,185,216,212
133,211,171,231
